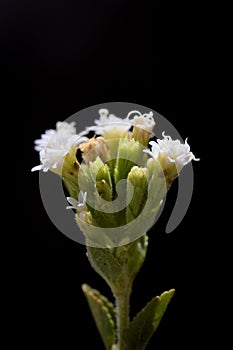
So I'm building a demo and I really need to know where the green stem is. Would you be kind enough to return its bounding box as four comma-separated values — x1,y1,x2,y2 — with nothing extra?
115,288,131,349
86,236,148,349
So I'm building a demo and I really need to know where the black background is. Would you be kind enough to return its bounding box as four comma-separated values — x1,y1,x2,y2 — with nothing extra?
3,0,210,348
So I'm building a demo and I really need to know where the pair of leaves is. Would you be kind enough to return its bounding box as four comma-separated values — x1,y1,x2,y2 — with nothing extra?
82,284,175,350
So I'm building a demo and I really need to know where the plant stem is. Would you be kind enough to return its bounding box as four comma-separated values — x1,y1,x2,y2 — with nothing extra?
115,288,131,349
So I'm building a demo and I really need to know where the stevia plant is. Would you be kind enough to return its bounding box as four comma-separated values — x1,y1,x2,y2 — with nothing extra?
32,108,199,350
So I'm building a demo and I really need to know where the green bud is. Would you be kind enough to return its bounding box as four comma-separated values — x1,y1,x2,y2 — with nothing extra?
96,180,112,202
91,157,112,188
114,139,147,183
78,157,119,231
79,157,112,205
126,166,148,223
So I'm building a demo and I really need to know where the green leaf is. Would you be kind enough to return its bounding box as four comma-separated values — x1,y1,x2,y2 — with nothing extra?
123,289,175,350
82,284,116,350
87,235,148,292
87,246,122,285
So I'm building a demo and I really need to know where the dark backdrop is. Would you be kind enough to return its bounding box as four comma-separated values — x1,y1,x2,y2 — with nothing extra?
3,0,209,348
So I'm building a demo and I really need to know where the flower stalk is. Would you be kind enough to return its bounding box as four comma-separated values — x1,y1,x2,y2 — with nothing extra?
115,289,130,349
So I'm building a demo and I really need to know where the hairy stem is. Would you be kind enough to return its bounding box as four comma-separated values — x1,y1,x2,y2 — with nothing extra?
114,287,131,349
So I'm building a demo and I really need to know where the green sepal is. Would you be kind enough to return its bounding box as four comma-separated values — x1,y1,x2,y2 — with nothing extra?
62,147,80,198
146,158,168,201
123,289,175,350
82,284,117,350
132,126,151,147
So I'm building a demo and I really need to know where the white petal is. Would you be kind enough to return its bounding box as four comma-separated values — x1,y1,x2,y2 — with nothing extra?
67,197,79,207
66,135,87,149
66,195,87,211
66,205,77,210
56,121,76,134
99,109,109,118
34,145,43,152
78,191,87,204
31,165,43,172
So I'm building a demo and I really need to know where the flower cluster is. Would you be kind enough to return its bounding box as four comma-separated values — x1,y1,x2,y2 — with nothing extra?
32,109,198,245
31,108,199,349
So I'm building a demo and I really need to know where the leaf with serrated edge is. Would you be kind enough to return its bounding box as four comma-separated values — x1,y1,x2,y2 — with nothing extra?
82,284,116,350
123,289,175,350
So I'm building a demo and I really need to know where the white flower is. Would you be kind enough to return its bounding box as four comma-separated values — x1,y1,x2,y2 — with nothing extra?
126,110,155,133
144,132,199,172
34,121,76,152
31,122,87,173
66,191,87,211
86,109,131,135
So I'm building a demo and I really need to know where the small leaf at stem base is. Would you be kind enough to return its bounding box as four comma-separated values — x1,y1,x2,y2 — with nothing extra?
123,289,175,350
82,284,117,350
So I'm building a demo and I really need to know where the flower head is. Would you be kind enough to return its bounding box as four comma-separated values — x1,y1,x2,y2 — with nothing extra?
32,109,199,247
145,132,199,173
34,121,76,152
126,110,155,133
87,109,131,139
31,122,87,174
126,110,156,146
